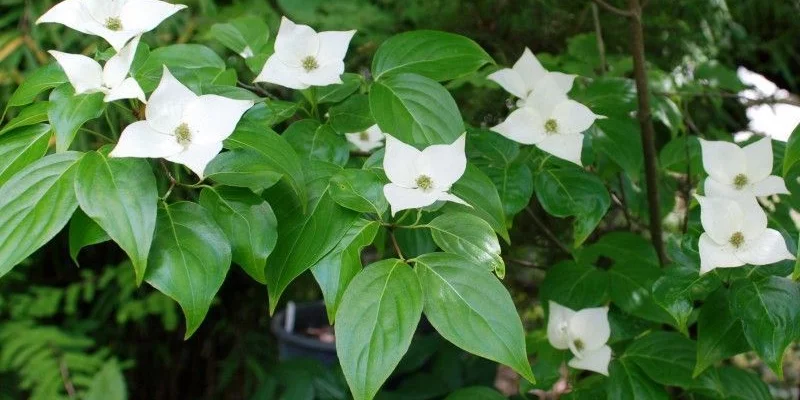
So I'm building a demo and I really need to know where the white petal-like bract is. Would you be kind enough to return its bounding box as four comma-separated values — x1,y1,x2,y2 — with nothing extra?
345,125,385,152
546,301,612,375
700,137,789,199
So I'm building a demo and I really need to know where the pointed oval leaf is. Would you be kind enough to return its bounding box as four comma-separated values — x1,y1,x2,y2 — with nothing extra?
414,252,535,382
329,94,374,134
607,359,669,400
8,63,67,107
0,102,51,135
443,164,510,243
0,152,82,277
0,124,52,186
329,169,388,215
694,287,749,376
48,85,105,152
336,259,423,400
426,212,504,278
204,149,283,191
68,209,111,266
540,260,609,310
145,202,232,338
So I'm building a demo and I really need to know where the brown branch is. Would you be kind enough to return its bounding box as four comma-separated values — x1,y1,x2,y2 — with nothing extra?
389,230,405,260
525,208,571,254
627,0,667,265
51,346,77,399
591,2,608,75
591,0,633,17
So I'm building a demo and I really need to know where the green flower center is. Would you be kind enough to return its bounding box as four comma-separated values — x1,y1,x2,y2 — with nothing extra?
544,119,558,134
573,339,584,352
359,131,369,141
415,175,433,191
174,123,192,146
733,173,749,190
105,17,123,31
301,56,319,72
729,231,745,249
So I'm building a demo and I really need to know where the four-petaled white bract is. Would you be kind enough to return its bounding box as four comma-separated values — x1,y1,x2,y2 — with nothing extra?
345,124,385,153
37,0,187,52
492,77,598,165
109,67,253,178
48,36,145,103
547,301,611,376
488,47,575,105
382,134,469,216
700,137,789,199
254,17,356,90
695,195,794,274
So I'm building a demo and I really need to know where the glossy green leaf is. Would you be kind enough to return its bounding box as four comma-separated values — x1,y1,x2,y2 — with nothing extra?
317,73,363,104
199,186,277,284
336,259,423,400
283,120,349,166
608,256,673,324
369,73,463,146
570,77,636,118
540,260,609,310
783,122,800,176
7,63,67,107
0,152,82,277
624,331,697,387
426,212,504,278
85,359,127,400
74,152,158,284
209,16,270,55
480,161,533,220
534,168,611,246
329,169,388,215
68,208,110,266
694,288,749,377
660,135,702,175
652,266,721,334
204,149,283,191
48,85,105,152
607,359,668,400
590,117,643,178
240,100,298,127
444,164,510,243
134,44,226,91
225,123,307,208
0,124,51,186
703,367,772,400
372,30,493,81
414,253,535,382
729,276,800,378
145,202,232,339
0,102,50,135
329,94,374,134
311,219,379,322
444,387,506,400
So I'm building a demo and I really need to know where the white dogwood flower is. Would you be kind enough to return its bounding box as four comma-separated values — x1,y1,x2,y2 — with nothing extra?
37,0,187,51
547,301,611,376
48,36,144,103
345,124,384,152
382,134,469,216
254,17,356,90
492,77,599,165
700,137,789,199
109,67,253,177
695,195,794,274
488,47,575,105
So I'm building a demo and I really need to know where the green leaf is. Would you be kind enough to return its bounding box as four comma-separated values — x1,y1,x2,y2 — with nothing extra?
660,135,702,175
694,288,749,376
240,100,298,127
336,259,423,400
85,359,127,400
47,85,105,152
414,253,535,382
146,202,231,338
426,212,504,278
74,152,158,284
0,124,51,186
625,331,711,388
317,73,363,104
0,152,82,277
652,266,721,334
571,77,636,118
134,44,226,91
311,219,379,322
729,276,800,378
783,122,800,176
208,16,270,55
695,62,746,92
369,73,464,146
372,31,493,81
68,209,110,266
283,120,350,166
225,123,307,208
329,169,388,215
199,186,277,284
204,149,283,191
328,94,374,134
7,63,67,107
540,260,609,309
0,102,51,135
534,168,611,246
608,256,672,324
444,387,506,400
590,117,643,178
444,164,510,243
703,367,772,400
607,359,668,400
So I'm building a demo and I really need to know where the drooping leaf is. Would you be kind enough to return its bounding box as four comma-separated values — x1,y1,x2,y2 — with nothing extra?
199,186,277,284
444,164,510,243
651,266,721,334
7,63,67,107
694,288,750,377
372,30,493,81
329,169,388,215
369,73,463,146
48,85,105,152
74,152,158,284
145,202,232,338
0,124,51,186
0,152,83,277
414,253,535,382
68,209,110,266
426,212,504,278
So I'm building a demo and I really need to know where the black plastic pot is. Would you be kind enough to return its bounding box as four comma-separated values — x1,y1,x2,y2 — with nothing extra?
271,301,338,366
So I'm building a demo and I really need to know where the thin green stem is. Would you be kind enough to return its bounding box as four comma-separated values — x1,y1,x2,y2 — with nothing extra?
104,109,118,139
0,105,8,124
80,128,114,143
